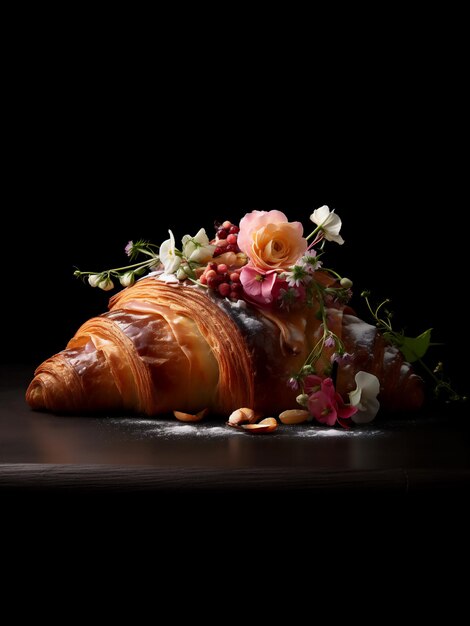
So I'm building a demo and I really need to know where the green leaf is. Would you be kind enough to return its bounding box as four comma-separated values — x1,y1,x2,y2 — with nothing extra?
397,328,433,363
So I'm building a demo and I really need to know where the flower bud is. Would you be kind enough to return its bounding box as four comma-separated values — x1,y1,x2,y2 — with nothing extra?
88,274,101,288
340,277,353,289
119,271,135,287
301,364,315,375
296,393,309,407
98,277,114,291
176,268,188,280
287,377,299,391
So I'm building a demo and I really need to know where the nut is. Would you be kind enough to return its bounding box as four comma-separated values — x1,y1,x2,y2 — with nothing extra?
174,408,208,422
228,407,259,426
242,417,278,434
279,409,310,425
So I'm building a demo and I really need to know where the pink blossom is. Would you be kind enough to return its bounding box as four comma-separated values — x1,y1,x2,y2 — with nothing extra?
239,265,278,305
304,374,323,394
287,377,299,391
324,335,336,349
125,241,133,257
307,377,358,426
330,352,353,366
308,390,338,426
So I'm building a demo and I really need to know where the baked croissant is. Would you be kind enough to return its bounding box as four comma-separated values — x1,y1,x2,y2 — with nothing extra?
26,276,424,415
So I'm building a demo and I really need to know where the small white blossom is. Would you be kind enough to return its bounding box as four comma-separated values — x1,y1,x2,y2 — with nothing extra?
349,371,381,423
182,228,216,264
299,254,322,272
160,230,181,274
310,205,344,245
88,274,101,288
98,277,114,291
119,271,135,287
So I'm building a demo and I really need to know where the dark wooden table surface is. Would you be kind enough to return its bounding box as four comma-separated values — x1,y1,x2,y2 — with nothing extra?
1,365,469,494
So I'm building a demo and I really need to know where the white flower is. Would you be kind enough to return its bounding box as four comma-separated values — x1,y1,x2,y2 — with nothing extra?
182,228,216,264
160,230,181,274
310,205,344,245
88,274,101,288
98,277,114,291
119,271,135,287
349,371,381,424
299,253,322,273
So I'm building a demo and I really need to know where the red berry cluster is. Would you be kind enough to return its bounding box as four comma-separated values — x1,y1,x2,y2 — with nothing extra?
213,220,240,257
199,262,242,300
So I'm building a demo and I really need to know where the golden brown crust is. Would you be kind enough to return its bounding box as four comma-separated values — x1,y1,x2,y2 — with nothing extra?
26,278,424,416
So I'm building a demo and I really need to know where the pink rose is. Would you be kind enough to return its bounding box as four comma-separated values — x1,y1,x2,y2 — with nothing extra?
238,210,308,272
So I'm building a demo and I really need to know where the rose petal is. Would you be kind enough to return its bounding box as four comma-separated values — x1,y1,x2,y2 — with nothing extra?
238,210,289,255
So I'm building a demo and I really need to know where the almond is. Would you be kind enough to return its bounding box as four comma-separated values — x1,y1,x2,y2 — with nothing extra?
173,408,208,422
242,417,278,434
279,409,310,425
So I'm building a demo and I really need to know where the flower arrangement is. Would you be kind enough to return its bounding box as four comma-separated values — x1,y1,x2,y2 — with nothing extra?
74,206,463,429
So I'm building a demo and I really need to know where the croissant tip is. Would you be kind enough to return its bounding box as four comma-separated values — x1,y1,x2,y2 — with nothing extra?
26,380,46,410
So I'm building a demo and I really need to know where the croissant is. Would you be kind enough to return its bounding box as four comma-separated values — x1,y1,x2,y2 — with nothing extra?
26,276,424,416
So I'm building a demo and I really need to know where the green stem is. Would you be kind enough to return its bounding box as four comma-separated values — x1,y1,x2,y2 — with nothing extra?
76,257,158,277
306,224,322,241
187,277,208,289
412,354,462,401
139,249,158,258
321,267,342,281
302,282,330,369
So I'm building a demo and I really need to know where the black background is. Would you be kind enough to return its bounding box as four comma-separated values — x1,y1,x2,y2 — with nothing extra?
3,26,466,396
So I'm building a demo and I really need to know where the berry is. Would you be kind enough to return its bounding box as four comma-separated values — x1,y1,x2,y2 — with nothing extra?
226,233,238,245
207,275,223,289
229,225,239,234
208,262,217,272
217,263,228,275
216,238,228,247
213,247,225,257
216,229,228,239
218,282,231,297
230,272,240,282
226,243,239,253
222,220,232,230
205,269,217,280
199,274,207,285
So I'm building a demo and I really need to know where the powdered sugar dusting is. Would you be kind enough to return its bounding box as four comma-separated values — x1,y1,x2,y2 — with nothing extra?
106,418,244,439
105,417,383,439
